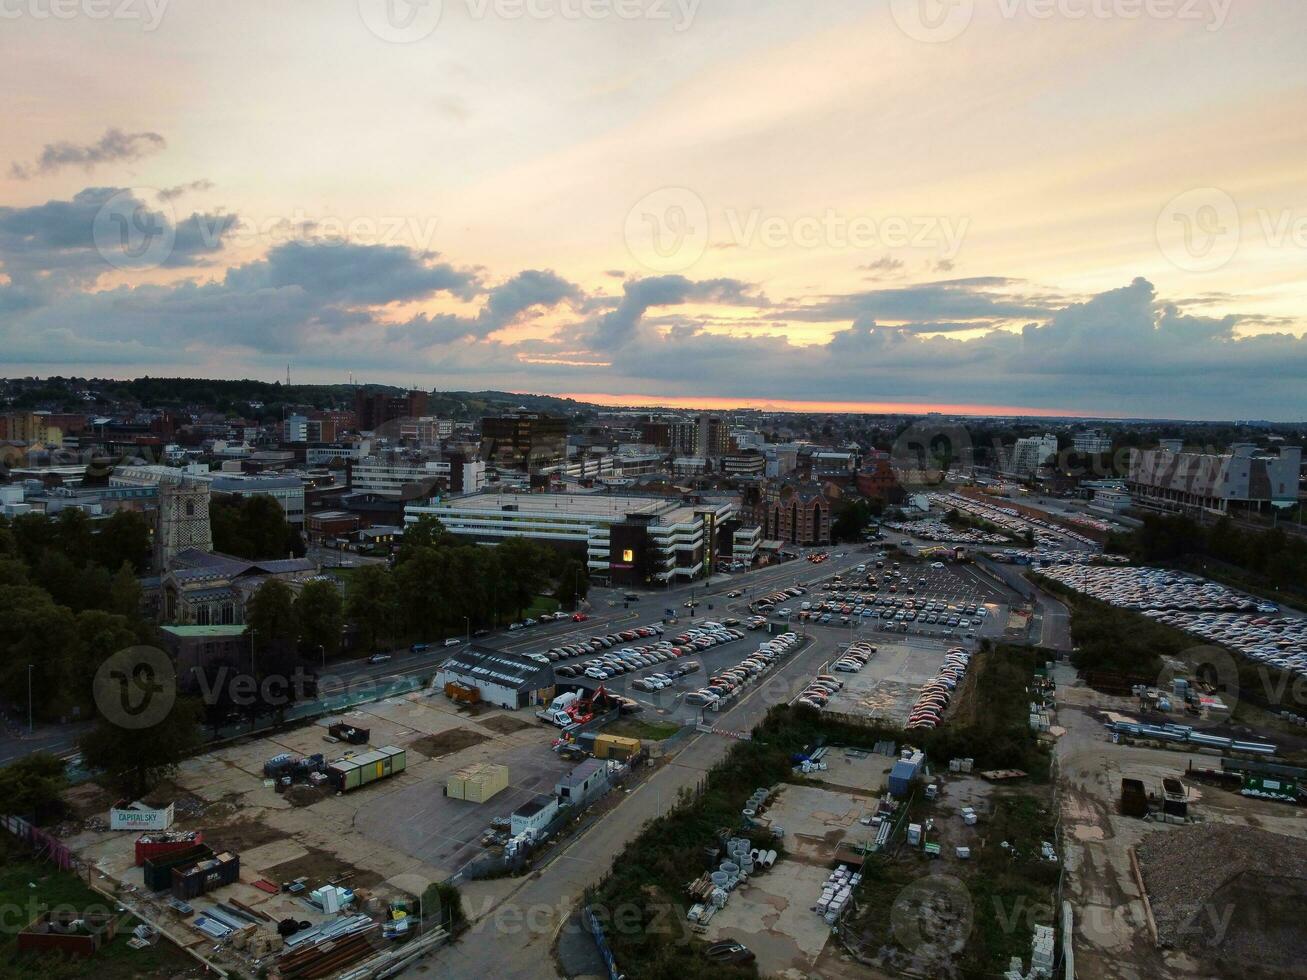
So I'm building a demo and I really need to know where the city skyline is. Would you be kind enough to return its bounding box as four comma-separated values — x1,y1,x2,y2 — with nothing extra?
2,2,1306,419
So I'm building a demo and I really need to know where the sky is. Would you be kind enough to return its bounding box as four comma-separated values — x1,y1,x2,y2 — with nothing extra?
1,0,1306,420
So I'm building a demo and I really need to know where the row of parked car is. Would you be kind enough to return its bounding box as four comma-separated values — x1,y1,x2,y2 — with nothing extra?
753,585,808,613
1038,564,1278,614
932,492,1099,549
906,648,972,731
833,641,877,673
1145,610,1307,676
684,631,802,708
531,624,667,667
555,624,744,680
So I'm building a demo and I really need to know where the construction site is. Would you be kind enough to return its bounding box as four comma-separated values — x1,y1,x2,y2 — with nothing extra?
55,676,646,978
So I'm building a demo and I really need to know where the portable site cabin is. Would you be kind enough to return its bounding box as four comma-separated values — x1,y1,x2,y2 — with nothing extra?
328,746,407,793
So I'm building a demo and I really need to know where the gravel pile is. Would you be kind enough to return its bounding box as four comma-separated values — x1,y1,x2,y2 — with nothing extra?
1136,823,1307,969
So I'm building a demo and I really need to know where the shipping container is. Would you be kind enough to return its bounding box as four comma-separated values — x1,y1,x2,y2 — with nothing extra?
143,844,213,892
172,852,240,901
135,830,204,867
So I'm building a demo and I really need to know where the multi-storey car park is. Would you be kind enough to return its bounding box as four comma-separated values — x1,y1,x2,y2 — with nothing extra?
404,489,754,585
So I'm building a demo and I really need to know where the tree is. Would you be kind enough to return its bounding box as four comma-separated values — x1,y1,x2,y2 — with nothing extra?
831,498,875,543
0,753,69,824
395,515,452,565
110,561,144,620
493,537,554,619
247,579,298,652
210,495,303,560
79,697,204,799
555,559,590,610
347,565,397,651
95,510,152,572
0,585,82,721
295,579,345,660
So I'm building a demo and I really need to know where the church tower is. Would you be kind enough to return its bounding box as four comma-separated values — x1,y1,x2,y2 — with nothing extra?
156,480,213,569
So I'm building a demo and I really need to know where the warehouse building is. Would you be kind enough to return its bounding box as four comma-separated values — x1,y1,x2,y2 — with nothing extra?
433,647,556,710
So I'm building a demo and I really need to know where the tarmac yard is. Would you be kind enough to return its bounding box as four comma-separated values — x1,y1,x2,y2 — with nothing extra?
822,636,973,728
62,684,578,971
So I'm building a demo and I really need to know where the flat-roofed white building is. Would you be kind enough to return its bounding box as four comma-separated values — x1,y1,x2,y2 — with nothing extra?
404,489,738,585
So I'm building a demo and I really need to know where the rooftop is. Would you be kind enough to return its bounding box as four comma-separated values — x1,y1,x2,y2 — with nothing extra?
418,489,728,525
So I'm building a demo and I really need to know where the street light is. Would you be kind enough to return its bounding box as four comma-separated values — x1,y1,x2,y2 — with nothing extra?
464,616,471,646
27,664,33,735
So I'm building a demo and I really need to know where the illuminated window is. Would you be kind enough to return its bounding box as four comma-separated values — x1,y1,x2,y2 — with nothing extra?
622,549,635,562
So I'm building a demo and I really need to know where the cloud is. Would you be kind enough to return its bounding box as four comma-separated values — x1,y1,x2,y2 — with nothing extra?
2,189,1305,418
0,187,237,294
398,269,581,344
158,180,215,202
589,275,765,349
859,256,905,279
773,277,1057,327
10,129,166,180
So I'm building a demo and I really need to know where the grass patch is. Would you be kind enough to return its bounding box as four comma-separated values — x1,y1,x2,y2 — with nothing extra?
0,835,197,979
525,595,561,619
604,718,682,741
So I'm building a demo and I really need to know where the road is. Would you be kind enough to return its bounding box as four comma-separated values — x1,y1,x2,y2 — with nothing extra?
417,629,847,980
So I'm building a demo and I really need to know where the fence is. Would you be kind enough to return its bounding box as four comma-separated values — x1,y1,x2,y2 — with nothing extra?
582,904,622,980
0,814,75,871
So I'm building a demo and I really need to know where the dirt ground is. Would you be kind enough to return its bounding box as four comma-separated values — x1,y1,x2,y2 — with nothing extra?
1053,663,1307,980
60,687,571,976
410,726,490,757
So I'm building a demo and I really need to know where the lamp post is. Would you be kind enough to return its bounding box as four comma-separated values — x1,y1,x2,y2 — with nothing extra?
463,616,471,646
27,664,33,735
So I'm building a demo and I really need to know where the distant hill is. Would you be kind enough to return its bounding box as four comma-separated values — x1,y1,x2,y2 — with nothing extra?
0,376,601,420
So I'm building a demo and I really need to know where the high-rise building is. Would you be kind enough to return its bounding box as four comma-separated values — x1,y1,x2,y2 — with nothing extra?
1004,434,1059,477
480,411,568,472
354,389,430,432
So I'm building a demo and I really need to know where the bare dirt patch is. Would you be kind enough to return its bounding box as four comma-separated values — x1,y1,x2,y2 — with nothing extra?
264,844,384,891
207,818,291,852
410,728,489,758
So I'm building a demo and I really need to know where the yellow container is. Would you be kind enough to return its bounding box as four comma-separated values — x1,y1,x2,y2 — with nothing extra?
594,735,641,760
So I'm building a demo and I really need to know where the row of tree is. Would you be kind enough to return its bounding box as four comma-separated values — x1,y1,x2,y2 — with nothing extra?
1109,513,1307,597
0,512,152,722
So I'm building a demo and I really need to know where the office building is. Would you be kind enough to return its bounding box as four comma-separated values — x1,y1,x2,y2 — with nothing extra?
1004,434,1059,477
354,388,429,432
1073,430,1113,455
480,411,568,472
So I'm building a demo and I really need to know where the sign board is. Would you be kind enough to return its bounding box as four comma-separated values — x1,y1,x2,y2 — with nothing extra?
109,801,175,831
